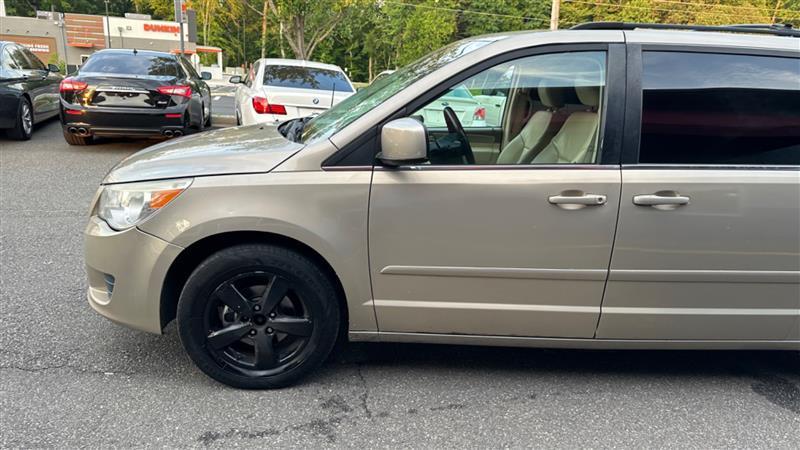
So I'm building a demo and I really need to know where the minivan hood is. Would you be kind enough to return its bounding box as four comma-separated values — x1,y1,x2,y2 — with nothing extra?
104,124,303,184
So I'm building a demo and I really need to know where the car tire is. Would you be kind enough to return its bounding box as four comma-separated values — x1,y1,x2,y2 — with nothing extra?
62,128,93,145
177,244,341,389
205,103,212,128
235,108,241,126
7,97,33,140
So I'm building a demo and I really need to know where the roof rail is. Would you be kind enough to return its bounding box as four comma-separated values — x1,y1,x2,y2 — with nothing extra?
571,22,800,38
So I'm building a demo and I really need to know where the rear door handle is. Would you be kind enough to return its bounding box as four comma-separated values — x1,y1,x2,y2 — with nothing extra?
633,192,690,209
548,192,607,210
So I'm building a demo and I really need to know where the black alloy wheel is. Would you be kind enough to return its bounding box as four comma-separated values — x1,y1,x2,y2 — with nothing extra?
206,272,313,375
178,244,340,389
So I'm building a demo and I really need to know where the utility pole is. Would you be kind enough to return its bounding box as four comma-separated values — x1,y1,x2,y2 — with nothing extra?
550,0,560,31
175,0,185,55
104,0,111,48
58,12,68,69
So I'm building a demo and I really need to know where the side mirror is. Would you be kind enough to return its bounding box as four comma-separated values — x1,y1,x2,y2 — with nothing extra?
377,118,428,166
48,64,60,73
229,75,242,84
200,71,212,80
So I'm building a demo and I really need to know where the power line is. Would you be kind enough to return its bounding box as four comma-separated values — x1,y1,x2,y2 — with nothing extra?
648,0,800,15
565,0,800,20
381,1,553,25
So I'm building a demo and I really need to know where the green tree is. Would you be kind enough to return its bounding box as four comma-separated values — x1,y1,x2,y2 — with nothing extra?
5,0,135,16
6,0,800,83
264,0,363,60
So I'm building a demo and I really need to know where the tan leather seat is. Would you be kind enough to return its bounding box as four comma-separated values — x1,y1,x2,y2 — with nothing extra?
530,86,601,164
496,82,566,164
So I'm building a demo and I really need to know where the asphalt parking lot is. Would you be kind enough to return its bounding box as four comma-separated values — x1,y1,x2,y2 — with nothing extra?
1,117,799,448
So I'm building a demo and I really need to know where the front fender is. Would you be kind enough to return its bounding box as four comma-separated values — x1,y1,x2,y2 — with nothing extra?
139,170,377,331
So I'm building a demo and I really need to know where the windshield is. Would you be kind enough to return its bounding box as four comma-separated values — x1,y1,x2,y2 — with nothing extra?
300,36,505,143
264,65,353,92
81,53,180,77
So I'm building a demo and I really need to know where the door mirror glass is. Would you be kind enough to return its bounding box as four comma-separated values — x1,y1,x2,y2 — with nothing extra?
378,118,428,166
200,71,212,80
48,64,60,73
229,75,242,84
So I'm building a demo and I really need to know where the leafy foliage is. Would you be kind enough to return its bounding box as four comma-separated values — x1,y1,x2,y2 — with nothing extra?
6,0,800,82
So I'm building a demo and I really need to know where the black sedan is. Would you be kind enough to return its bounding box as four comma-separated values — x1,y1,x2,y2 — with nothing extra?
0,41,63,140
59,49,212,145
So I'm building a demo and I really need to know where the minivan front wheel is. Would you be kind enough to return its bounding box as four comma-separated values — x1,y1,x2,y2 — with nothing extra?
177,244,340,389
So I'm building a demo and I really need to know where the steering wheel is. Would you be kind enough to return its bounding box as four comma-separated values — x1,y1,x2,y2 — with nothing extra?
443,106,475,164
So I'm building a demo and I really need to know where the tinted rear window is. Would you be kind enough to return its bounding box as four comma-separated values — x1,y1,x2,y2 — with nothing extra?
82,53,181,77
263,65,352,92
639,52,800,166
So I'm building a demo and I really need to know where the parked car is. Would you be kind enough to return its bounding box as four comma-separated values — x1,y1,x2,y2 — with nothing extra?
231,58,355,126
85,23,800,389
375,72,492,128
0,41,62,140
59,49,212,145
416,84,488,128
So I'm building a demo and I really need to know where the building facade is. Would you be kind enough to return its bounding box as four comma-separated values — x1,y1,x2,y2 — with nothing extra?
0,11,198,73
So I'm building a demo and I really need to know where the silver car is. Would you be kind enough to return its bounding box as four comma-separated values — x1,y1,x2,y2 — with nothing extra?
85,23,800,388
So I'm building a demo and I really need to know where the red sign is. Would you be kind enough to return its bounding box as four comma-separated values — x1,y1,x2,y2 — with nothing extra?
144,23,180,33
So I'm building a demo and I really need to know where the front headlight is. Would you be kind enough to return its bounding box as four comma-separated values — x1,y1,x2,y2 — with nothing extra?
98,178,192,230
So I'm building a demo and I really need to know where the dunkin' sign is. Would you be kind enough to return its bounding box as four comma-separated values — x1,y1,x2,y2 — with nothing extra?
143,23,181,34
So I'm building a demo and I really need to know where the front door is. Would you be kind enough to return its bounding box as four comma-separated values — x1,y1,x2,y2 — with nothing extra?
369,49,623,338
597,50,800,340
6,44,51,119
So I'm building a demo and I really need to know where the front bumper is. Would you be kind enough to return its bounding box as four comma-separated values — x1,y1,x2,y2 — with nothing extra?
85,216,183,334
61,102,189,137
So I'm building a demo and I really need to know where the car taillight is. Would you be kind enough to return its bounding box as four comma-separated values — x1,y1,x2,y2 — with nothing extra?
252,96,287,115
60,78,88,92
473,107,486,121
156,85,192,98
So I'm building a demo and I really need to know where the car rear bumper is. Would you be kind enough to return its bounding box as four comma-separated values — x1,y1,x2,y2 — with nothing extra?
85,216,183,334
242,109,287,126
61,102,189,137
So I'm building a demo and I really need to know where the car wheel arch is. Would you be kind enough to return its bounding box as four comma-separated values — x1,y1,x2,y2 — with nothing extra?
159,230,349,335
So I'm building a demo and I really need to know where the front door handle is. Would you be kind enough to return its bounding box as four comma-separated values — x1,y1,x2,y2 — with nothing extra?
633,191,690,210
548,192,607,210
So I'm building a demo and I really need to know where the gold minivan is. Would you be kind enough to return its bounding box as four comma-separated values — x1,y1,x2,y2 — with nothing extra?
85,24,800,388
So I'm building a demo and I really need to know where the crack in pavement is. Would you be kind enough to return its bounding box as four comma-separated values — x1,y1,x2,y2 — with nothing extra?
356,364,373,420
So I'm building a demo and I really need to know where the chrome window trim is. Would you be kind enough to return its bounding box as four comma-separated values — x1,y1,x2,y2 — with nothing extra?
623,164,800,171
373,164,621,171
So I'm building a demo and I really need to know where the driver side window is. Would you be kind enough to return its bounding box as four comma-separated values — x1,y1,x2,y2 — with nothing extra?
411,51,607,165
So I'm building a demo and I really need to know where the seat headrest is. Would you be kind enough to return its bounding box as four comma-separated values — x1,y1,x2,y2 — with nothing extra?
537,81,566,108
575,86,600,107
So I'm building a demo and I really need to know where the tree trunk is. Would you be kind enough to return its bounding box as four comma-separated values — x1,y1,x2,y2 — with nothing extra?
297,16,306,59
279,21,285,58
772,0,783,23
261,0,268,58
368,55,373,83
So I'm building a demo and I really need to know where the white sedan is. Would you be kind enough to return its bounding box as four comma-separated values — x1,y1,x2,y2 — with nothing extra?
231,59,355,126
